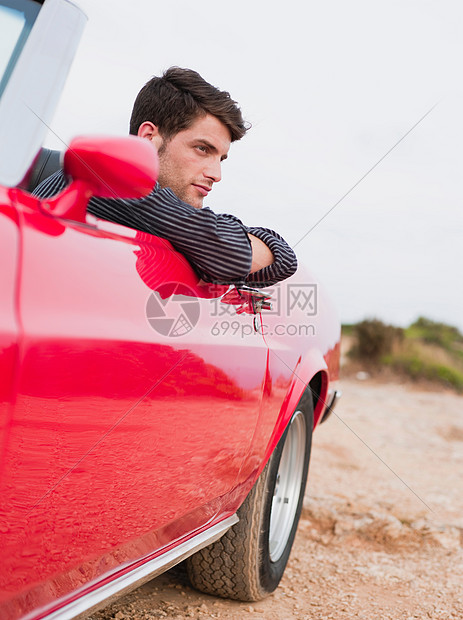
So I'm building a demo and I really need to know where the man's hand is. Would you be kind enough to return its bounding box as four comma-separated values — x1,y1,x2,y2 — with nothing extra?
248,233,274,273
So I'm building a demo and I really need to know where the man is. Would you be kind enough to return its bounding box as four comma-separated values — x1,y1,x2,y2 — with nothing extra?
34,67,297,287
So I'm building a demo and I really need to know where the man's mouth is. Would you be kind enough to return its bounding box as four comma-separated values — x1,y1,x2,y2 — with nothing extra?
192,184,211,197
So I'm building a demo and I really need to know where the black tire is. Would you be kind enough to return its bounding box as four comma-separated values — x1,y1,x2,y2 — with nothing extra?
186,391,313,601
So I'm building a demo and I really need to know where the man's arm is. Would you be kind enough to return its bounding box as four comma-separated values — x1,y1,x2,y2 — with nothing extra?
248,234,274,273
245,227,298,287
33,170,297,287
33,170,253,284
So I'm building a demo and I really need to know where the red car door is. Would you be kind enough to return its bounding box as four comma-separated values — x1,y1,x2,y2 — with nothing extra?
0,189,269,616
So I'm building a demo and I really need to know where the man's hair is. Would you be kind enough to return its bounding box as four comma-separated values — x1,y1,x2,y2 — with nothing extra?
129,67,248,142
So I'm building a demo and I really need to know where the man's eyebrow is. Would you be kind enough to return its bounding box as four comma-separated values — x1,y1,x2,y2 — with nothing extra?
195,138,228,160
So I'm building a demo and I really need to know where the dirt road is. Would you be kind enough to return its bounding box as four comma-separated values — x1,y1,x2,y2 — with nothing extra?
89,378,463,619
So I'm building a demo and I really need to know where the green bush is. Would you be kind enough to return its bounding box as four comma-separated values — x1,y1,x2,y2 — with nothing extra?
407,317,463,350
350,319,404,362
383,353,463,392
346,317,463,392
341,324,355,336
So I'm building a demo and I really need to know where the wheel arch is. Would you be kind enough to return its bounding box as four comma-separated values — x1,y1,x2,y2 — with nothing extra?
260,349,330,473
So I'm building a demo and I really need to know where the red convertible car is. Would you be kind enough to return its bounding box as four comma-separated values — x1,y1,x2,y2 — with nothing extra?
0,1,340,618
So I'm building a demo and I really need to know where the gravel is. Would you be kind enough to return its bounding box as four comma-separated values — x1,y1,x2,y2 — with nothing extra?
88,378,463,620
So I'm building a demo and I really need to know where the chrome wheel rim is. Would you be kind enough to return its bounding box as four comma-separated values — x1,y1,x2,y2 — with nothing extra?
269,410,306,562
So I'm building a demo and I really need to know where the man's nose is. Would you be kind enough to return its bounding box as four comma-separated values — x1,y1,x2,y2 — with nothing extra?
204,158,222,183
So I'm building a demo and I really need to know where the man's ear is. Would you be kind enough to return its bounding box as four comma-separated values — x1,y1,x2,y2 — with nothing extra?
138,122,163,150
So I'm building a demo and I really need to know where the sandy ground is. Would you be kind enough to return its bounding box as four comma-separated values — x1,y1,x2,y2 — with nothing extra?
88,375,463,620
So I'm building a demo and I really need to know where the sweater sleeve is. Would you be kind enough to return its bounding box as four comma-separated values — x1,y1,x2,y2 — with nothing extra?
90,185,254,285
33,172,296,287
244,226,298,287
32,169,67,197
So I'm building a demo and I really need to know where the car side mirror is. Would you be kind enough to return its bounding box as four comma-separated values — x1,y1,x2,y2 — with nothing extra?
39,135,159,222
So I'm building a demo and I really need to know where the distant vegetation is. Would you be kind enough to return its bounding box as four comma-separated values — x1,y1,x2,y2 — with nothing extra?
343,317,463,392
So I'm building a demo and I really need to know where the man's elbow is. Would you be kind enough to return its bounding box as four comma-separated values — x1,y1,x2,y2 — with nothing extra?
245,244,298,287
248,233,274,273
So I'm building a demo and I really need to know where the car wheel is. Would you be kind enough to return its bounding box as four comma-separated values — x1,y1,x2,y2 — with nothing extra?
186,391,313,601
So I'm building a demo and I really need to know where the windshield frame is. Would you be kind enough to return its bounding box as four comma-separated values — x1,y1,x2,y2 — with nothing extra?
0,0,86,188
0,1,43,100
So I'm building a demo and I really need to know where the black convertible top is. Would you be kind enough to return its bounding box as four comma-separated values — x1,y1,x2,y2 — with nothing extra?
27,148,61,193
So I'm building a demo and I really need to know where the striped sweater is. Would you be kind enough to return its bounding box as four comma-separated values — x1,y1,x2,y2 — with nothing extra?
33,170,297,288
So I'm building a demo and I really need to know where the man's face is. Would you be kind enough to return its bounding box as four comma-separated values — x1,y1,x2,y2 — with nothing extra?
155,114,231,209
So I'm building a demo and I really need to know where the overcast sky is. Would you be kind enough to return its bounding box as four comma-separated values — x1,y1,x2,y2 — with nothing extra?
46,0,463,331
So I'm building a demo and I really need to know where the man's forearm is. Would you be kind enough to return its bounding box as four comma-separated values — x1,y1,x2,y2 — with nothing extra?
245,227,298,287
248,233,274,273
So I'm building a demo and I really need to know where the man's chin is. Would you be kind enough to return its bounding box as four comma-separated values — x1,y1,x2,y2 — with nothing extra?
167,186,204,209
184,194,204,209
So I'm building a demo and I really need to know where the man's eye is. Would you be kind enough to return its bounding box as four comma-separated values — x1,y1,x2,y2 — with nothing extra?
196,145,208,153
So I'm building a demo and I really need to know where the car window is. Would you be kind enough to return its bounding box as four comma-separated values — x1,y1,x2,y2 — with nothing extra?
0,1,41,100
